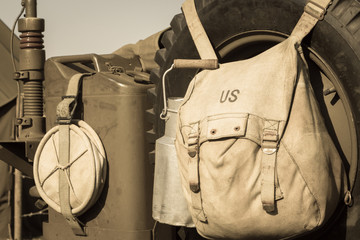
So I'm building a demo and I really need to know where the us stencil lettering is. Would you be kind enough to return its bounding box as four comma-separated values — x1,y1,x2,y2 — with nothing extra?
220,89,240,103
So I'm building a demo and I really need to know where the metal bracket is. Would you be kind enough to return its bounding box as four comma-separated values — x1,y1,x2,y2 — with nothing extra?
15,117,32,126
13,71,29,80
25,140,39,161
0,143,33,178
105,62,125,75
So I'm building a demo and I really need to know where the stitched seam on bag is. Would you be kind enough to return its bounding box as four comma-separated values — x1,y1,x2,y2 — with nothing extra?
280,141,321,227
187,114,287,146
179,74,198,113
195,112,284,124
201,136,259,150
177,75,198,141
187,113,285,130
180,125,196,144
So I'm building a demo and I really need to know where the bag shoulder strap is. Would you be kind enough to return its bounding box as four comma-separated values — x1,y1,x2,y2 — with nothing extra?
291,0,332,41
182,0,218,60
182,0,332,55
56,73,92,236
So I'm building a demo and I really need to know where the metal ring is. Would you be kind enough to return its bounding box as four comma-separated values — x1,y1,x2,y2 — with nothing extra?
160,110,169,121
344,191,353,207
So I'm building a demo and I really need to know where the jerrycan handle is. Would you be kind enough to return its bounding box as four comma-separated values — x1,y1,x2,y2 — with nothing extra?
53,54,109,73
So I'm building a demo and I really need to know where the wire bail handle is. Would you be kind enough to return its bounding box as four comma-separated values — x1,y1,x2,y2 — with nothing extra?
160,59,218,120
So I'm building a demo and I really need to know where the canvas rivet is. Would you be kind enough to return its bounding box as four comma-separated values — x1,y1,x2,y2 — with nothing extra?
210,129,217,135
234,126,240,131
188,151,196,158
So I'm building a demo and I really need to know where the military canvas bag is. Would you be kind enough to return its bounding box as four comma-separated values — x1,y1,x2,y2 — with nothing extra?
174,0,351,239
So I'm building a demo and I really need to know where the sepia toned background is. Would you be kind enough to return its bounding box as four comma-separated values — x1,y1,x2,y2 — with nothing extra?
0,0,183,58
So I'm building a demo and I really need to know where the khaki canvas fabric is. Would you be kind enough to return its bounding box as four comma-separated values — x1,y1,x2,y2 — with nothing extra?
175,36,346,239
34,121,107,216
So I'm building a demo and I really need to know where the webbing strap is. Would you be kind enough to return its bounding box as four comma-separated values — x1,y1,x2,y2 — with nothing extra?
182,0,332,58
290,12,319,42
56,73,92,235
56,73,92,124
275,170,284,201
261,121,280,213
182,0,218,60
59,125,85,236
261,153,277,213
191,190,207,222
187,123,207,222
291,0,332,41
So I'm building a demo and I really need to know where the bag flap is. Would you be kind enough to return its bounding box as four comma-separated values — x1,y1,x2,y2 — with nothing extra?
178,36,301,142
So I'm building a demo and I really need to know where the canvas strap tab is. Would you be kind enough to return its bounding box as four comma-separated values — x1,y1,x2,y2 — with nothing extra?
56,73,92,236
261,121,280,213
187,123,207,222
182,0,218,61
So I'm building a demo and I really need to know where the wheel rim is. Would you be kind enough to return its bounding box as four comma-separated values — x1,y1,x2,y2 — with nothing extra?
217,30,357,174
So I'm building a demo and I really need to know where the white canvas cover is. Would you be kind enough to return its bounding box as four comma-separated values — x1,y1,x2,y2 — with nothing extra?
34,120,107,216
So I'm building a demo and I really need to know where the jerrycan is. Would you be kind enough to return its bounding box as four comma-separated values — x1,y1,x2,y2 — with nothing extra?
41,53,154,240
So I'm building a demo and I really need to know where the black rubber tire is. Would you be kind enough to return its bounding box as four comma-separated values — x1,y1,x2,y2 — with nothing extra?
148,0,360,239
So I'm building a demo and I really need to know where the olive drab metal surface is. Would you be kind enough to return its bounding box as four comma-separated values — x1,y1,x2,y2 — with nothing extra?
42,54,155,239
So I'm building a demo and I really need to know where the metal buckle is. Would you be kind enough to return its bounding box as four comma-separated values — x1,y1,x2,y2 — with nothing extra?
262,130,278,155
304,1,332,20
262,147,277,155
57,118,72,125
56,95,78,125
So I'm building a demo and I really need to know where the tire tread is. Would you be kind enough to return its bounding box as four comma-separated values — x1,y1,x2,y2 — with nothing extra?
331,0,360,39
